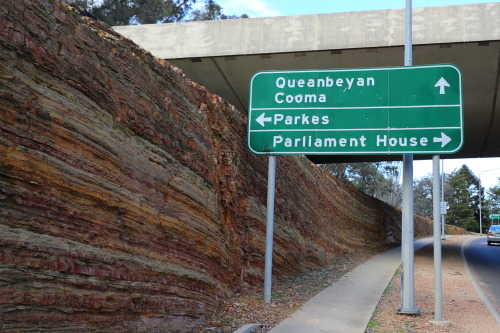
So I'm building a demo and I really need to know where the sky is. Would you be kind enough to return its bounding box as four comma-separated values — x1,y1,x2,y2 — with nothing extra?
214,0,500,190
217,0,500,18
411,158,500,191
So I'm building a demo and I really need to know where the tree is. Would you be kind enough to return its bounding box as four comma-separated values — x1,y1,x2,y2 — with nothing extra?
378,172,402,207
412,171,456,220
73,0,248,26
487,178,500,212
484,178,500,228
320,163,349,182
91,0,136,25
75,0,197,26
446,165,481,232
189,0,249,21
413,175,433,218
320,162,402,207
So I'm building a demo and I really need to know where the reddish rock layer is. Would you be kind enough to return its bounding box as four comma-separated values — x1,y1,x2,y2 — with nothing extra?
0,1,432,331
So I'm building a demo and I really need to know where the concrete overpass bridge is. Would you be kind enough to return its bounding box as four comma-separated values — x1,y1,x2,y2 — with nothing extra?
114,3,500,162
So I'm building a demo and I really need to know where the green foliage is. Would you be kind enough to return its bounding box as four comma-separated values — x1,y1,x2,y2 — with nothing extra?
487,178,500,212
411,166,500,233
446,165,481,232
88,0,195,25
366,319,381,330
73,0,248,26
324,162,496,233
483,178,500,229
189,0,249,21
321,162,402,207
413,175,433,218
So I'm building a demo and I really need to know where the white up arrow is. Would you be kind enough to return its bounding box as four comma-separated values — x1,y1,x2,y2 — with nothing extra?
433,132,452,147
434,77,450,95
256,112,272,127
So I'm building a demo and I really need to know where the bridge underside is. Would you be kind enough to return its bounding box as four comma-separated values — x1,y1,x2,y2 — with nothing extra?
114,3,500,163
170,41,500,163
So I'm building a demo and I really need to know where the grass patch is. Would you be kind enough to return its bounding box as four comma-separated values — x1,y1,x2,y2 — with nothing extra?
366,318,381,330
365,268,400,332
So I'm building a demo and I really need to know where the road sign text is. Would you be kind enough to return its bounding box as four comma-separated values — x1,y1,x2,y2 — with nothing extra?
248,65,463,155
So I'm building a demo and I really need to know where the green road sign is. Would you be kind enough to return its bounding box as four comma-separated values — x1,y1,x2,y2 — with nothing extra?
247,64,463,155
490,214,500,219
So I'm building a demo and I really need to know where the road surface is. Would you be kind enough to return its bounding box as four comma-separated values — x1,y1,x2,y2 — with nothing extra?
464,237,500,313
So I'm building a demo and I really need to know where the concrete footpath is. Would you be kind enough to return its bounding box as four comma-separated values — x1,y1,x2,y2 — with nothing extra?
268,238,433,333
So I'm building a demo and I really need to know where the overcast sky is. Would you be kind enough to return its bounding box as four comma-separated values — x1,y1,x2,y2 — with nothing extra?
215,0,500,189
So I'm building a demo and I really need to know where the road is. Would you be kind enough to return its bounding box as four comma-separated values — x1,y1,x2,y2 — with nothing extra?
464,237,500,313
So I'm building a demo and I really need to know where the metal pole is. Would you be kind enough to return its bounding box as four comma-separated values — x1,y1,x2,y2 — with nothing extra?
399,0,419,315
433,155,443,321
441,159,446,240
264,155,276,303
404,0,412,67
400,155,419,314
479,176,482,235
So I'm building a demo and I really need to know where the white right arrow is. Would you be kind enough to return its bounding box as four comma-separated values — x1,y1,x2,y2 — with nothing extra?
434,77,450,95
256,112,272,127
433,132,452,147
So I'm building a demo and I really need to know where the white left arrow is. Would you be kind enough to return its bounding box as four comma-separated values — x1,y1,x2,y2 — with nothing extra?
433,132,452,147
434,77,450,95
256,112,272,127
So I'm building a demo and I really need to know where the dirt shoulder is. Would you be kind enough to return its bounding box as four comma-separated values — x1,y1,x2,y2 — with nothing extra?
367,235,500,333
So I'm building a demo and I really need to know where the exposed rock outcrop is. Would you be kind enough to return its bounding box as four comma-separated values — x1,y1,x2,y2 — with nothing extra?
0,1,432,331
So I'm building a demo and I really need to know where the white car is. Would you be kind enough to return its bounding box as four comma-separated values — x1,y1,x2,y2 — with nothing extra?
487,225,500,246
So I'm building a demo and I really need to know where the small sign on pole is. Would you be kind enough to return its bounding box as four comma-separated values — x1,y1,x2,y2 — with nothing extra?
440,201,448,215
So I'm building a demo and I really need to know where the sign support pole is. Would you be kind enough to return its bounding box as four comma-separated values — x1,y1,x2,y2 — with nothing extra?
264,155,276,303
432,155,448,324
441,159,446,240
479,174,483,235
400,155,419,314
399,0,420,315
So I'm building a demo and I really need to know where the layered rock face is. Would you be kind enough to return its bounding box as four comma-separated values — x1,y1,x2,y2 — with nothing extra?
0,1,432,331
